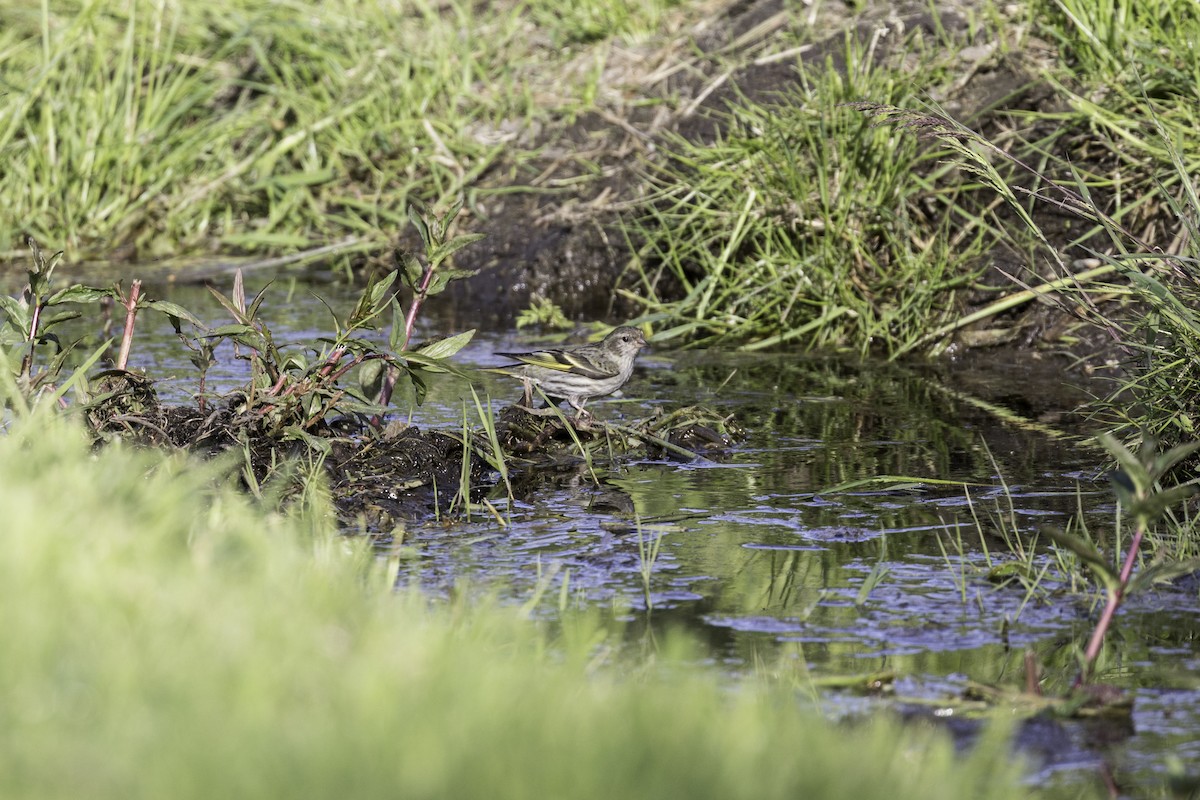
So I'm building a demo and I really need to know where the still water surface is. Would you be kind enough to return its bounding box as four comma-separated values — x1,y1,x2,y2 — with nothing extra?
124,279,1200,797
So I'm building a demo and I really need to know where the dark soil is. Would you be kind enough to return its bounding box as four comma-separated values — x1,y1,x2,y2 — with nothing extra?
86,370,742,529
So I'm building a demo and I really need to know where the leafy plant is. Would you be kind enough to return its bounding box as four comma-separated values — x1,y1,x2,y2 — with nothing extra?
0,237,109,403
1041,434,1200,687
154,202,483,441
516,296,573,331
0,237,203,410
375,200,484,409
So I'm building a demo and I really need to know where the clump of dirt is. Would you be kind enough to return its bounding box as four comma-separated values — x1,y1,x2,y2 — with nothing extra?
327,424,496,527
494,403,744,460
84,370,744,530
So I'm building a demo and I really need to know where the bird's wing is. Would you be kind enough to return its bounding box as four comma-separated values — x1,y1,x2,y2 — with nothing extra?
498,349,614,379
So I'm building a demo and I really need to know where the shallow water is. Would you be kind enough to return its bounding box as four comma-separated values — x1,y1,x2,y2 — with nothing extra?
88,277,1200,796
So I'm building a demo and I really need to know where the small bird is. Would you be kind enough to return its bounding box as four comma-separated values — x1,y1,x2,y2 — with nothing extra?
492,326,648,420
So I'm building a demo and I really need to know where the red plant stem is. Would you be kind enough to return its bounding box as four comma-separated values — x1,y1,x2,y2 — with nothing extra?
376,265,433,411
22,301,43,376
327,353,375,383
400,265,434,352
115,280,141,371
1074,525,1144,688
318,346,348,378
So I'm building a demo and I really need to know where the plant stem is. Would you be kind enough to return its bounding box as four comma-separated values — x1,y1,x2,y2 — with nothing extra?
1074,524,1144,688
401,264,435,352
116,280,141,371
377,264,434,410
22,302,42,378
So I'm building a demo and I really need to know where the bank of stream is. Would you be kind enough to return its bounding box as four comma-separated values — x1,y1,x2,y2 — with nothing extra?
102,278,1200,799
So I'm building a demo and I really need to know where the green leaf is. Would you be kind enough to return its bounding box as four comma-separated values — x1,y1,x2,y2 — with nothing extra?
400,253,425,291
407,204,431,251
280,353,308,373
389,298,405,351
443,195,465,230
332,397,389,416
1127,483,1198,525
1150,441,1200,481
0,295,29,330
208,323,257,338
1040,526,1120,591
414,329,475,361
367,270,398,311
425,268,480,297
408,365,428,405
1097,433,1151,495
281,426,332,455
0,329,29,347
206,323,268,352
39,310,83,329
1107,469,1138,511
1127,557,1200,594
47,285,117,305
208,286,251,325
358,359,385,400
141,300,205,328
50,339,113,404
246,279,275,321
428,233,486,268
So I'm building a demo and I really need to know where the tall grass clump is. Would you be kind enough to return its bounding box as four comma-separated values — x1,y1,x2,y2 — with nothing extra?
0,411,1032,798
862,98,1200,451
1012,0,1200,446
0,0,677,262
623,38,1000,355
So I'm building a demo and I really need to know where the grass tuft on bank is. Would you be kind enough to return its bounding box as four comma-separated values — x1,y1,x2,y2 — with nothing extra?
622,34,1001,356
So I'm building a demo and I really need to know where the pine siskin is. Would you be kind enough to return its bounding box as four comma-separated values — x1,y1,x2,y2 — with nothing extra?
492,326,648,419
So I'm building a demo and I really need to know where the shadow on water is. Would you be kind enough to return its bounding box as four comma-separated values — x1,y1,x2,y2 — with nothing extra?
55,276,1200,797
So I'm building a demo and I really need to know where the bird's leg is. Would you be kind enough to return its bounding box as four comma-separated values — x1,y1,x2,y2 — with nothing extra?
515,377,559,416
570,399,594,427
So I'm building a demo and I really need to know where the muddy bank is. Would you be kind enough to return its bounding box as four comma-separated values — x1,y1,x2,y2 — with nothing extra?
89,373,741,528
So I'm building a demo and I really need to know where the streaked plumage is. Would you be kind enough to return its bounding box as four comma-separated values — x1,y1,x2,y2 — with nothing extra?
492,326,648,418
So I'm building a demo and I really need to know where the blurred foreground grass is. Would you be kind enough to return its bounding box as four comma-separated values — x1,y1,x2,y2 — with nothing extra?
0,410,1027,799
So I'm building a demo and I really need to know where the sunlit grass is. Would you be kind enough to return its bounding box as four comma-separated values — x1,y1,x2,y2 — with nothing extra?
622,34,1000,355
0,0,682,262
1016,0,1200,446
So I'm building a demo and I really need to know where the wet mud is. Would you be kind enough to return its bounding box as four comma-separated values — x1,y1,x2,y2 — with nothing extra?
86,370,743,527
